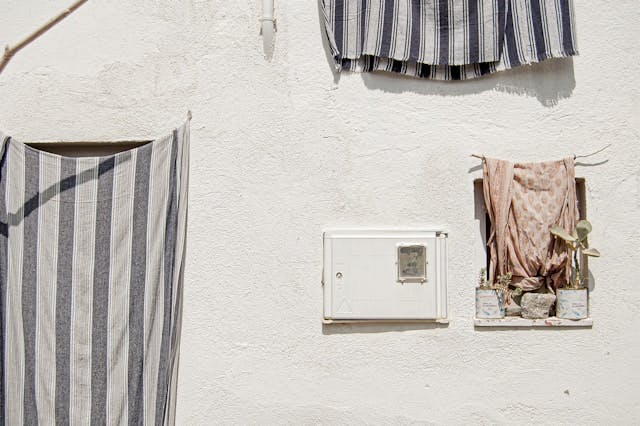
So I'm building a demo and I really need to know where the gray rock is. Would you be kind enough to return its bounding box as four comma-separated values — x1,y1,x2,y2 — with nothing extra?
521,293,556,319
506,302,522,316
505,293,522,316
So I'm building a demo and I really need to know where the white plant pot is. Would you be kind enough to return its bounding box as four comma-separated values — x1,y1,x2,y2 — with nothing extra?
556,288,589,320
475,288,505,319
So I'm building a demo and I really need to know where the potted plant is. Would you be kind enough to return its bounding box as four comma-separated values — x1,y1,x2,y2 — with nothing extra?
550,219,601,320
475,268,506,319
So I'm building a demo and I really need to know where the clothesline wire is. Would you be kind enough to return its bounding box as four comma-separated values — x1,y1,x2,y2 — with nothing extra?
470,144,612,162
0,0,89,75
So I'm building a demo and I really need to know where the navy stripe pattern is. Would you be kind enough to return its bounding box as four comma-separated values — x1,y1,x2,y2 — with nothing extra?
321,0,578,80
0,121,190,425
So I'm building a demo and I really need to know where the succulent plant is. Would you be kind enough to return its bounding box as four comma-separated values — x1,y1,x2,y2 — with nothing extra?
493,271,523,297
492,272,510,292
550,219,601,289
477,269,523,299
477,267,490,289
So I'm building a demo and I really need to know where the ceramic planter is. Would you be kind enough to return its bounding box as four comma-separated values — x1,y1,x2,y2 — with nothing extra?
556,288,589,320
475,288,505,319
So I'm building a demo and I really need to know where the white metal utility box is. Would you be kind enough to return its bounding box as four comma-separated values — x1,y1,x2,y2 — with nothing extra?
322,229,448,323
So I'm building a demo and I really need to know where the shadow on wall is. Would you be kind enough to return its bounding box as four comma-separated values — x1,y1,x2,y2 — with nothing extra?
322,321,448,335
0,147,121,236
316,3,576,107
359,58,575,107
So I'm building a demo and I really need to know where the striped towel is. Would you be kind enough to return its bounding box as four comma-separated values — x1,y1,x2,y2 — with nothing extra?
320,0,578,80
0,121,189,425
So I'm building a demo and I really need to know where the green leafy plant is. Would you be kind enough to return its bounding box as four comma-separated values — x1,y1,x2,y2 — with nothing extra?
550,219,601,289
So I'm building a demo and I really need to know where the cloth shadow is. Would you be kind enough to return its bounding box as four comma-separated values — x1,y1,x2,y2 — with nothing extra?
359,57,576,107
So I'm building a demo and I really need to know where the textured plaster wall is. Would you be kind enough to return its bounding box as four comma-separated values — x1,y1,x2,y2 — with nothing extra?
1,1,639,424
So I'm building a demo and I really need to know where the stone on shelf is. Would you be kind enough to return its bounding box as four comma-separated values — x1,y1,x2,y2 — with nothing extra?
521,293,556,319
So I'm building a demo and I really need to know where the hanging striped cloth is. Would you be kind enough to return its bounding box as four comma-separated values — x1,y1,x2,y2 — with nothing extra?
320,0,578,80
0,120,189,425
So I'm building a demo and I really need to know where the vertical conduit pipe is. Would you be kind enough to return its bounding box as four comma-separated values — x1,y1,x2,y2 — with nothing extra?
260,0,276,59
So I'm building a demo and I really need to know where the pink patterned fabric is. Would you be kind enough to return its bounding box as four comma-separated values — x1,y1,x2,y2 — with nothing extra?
482,157,577,294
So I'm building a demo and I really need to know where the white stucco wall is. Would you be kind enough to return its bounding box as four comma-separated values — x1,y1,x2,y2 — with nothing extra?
1,1,639,424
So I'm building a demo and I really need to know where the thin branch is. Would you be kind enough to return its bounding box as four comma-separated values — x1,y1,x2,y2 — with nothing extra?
472,144,612,163
0,0,89,74
574,144,612,160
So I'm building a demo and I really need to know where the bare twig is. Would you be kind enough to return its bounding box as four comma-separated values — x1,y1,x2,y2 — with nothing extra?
472,144,612,163
574,144,612,160
0,0,89,74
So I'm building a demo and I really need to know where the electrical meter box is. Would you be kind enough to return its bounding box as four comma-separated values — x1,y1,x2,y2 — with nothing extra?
323,229,449,323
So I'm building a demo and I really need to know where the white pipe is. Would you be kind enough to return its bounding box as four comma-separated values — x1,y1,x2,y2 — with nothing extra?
261,0,275,59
